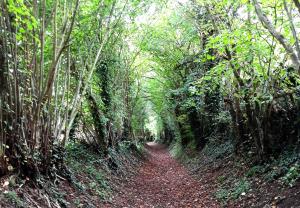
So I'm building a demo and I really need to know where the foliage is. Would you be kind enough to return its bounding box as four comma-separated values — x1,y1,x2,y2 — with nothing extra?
66,143,111,199
215,178,251,203
1,0,300,204
3,191,23,208
129,0,300,165
281,163,300,187
170,140,185,159
0,0,152,177
245,165,266,178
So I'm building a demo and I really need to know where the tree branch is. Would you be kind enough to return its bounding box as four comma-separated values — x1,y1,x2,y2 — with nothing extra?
292,0,300,14
252,0,300,71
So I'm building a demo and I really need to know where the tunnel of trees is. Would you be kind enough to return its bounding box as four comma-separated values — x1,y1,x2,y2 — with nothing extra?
1,0,300,207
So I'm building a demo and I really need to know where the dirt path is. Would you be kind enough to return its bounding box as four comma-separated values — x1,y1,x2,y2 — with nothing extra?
107,142,219,208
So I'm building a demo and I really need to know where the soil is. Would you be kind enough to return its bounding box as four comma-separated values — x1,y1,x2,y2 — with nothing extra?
105,142,220,208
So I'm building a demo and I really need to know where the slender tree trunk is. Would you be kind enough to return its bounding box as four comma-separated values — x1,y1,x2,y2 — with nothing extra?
86,90,108,156
252,0,300,71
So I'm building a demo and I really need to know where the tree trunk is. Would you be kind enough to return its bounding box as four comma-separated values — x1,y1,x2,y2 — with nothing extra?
86,90,108,156
252,0,300,71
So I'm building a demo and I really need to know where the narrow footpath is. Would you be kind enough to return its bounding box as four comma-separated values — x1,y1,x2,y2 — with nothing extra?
107,142,220,208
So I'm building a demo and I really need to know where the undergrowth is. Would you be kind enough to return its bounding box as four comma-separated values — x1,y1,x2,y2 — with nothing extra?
215,178,251,203
0,141,144,208
171,136,300,205
3,191,24,208
245,150,300,186
65,141,145,200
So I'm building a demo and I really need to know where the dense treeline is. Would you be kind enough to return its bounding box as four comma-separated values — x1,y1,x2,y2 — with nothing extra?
1,0,300,183
0,0,150,178
136,0,300,162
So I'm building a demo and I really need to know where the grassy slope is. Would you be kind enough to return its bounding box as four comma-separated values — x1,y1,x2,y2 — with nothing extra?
0,142,144,208
170,138,300,207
